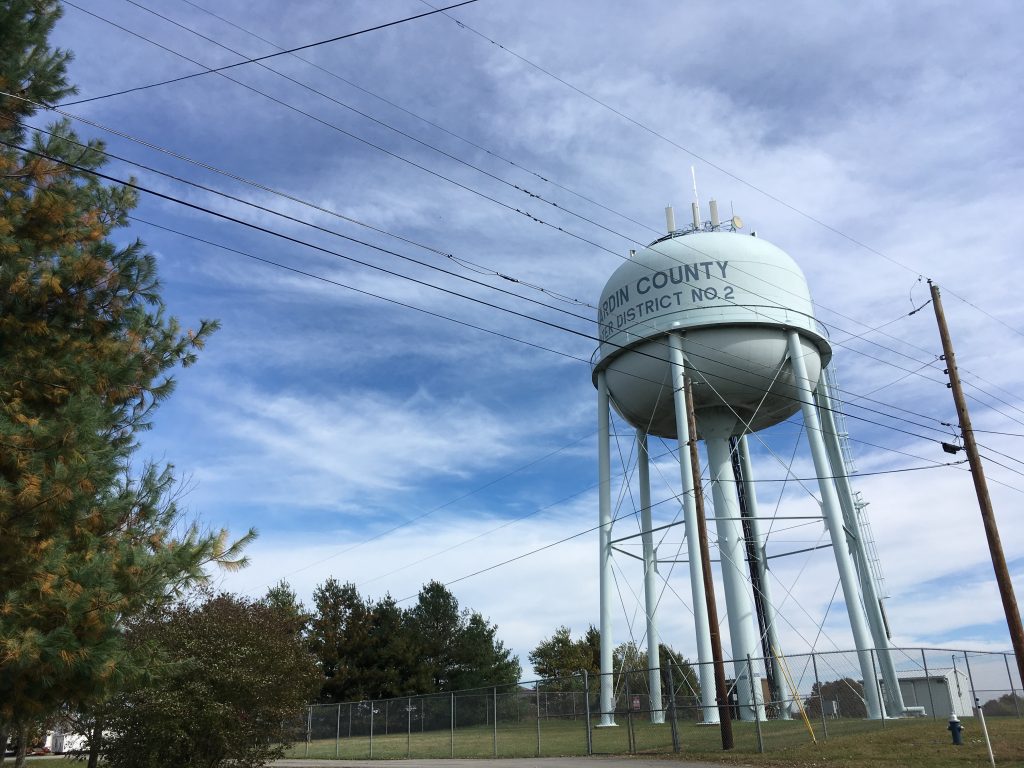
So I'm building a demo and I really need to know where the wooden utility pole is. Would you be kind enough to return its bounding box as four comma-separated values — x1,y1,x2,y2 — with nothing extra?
685,378,734,749
929,281,1024,689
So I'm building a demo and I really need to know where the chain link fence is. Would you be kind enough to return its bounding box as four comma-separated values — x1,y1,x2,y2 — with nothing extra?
289,646,1021,759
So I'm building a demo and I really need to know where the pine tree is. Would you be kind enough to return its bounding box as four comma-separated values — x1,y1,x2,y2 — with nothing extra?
0,0,253,736
406,581,520,693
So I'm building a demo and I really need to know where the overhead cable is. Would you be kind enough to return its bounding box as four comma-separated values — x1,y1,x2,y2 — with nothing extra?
58,0,482,106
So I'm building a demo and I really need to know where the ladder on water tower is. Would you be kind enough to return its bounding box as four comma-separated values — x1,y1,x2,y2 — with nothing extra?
822,365,890,602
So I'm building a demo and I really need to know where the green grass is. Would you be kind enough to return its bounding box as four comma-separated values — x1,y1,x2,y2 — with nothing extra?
285,714,1024,767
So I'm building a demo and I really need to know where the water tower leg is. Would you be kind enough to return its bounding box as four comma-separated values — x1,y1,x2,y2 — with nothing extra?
668,334,719,724
637,430,665,724
786,331,883,720
737,435,791,719
815,380,908,717
702,420,767,722
596,371,617,727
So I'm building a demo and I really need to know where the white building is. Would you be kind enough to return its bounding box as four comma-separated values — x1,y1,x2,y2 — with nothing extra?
896,669,973,718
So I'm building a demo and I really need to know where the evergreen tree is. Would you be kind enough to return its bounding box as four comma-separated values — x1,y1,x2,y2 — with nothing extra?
358,595,418,700
308,578,371,701
305,579,520,701
449,611,520,691
264,579,309,637
406,581,519,693
406,581,464,691
0,0,252,738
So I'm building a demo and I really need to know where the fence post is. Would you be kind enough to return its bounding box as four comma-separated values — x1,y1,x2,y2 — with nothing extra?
369,700,374,759
583,670,593,756
305,706,311,758
921,649,937,720
871,649,884,728
624,671,635,754
1005,653,1021,717
407,696,412,758
667,661,680,753
964,652,979,713
748,656,764,753
450,692,455,758
535,684,541,757
335,703,341,758
493,687,498,757
812,652,827,739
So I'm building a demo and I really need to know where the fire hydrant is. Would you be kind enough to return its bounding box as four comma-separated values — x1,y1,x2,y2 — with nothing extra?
948,713,963,746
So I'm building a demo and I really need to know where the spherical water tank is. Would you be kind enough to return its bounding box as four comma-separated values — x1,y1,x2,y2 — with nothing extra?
592,231,831,438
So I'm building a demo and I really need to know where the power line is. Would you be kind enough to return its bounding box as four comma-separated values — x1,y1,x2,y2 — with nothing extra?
124,212,995,500
123,221,1011,493
422,0,1024,345
52,5,613,261
267,432,595,580
173,0,659,237
56,2,1022,443
29,8,988,402
12,104,966,441
127,214,579,362
58,0,482,106
20,120,597,331
975,429,1024,439
43,5,862,337
19,75,995,441
6,137,960,449
105,0,655,254
976,443,1024,470
392,455,978,604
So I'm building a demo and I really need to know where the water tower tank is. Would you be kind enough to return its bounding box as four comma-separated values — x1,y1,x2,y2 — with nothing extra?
592,231,831,437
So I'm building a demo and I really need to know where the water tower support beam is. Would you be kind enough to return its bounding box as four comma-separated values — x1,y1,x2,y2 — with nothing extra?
737,435,791,719
596,371,616,726
668,334,719,723
786,331,883,719
636,430,665,724
815,380,907,717
702,420,767,722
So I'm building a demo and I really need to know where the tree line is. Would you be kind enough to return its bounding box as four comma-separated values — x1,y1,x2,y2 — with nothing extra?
275,577,521,704
529,625,701,705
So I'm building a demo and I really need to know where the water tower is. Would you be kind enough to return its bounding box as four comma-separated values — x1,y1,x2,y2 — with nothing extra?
592,202,910,725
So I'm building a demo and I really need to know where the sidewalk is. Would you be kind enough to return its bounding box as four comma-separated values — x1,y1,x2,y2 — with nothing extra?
274,758,747,768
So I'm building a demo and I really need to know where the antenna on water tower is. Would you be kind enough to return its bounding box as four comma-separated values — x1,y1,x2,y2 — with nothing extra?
690,165,700,212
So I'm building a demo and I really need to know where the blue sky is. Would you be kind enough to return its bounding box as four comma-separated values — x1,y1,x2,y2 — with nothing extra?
40,0,1024,686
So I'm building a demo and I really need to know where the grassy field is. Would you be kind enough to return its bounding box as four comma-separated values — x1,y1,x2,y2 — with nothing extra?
285,714,1024,767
